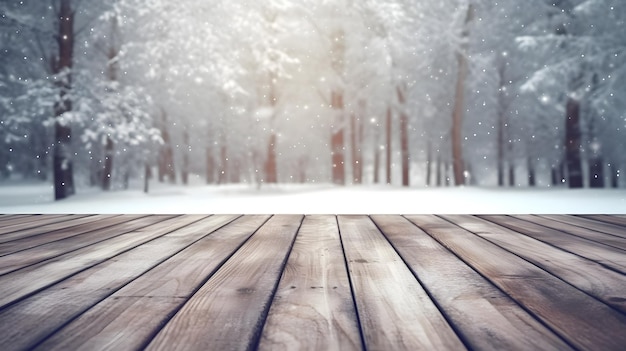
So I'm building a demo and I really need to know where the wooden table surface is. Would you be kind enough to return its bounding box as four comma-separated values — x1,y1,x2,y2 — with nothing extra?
0,214,625,350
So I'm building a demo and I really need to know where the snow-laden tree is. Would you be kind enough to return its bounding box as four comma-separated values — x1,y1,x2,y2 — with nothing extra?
517,0,626,188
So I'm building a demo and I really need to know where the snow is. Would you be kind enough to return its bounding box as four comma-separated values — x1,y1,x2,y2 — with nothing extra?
0,181,624,214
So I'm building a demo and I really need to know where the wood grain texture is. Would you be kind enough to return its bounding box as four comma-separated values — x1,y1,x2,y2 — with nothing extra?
515,215,626,250
259,215,361,351
0,214,67,228
407,215,626,351
338,215,466,351
0,216,159,275
480,215,626,274
578,214,626,227
31,214,243,351
372,215,573,351
0,215,181,309
446,215,626,313
0,215,236,351
543,214,626,239
0,214,93,239
0,214,141,256
146,215,303,351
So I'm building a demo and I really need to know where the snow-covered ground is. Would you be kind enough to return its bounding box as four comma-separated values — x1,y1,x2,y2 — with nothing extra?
0,181,624,214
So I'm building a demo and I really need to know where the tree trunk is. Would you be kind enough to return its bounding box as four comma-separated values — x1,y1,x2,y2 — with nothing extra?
373,141,380,184
265,132,278,183
206,148,215,184
588,156,604,188
219,143,228,184
551,164,559,186
53,0,76,200
610,163,619,188
350,112,362,184
102,136,114,190
385,105,392,185
565,98,583,188
397,85,410,187
527,157,536,187
143,164,151,193
181,129,190,185
508,162,515,187
331,91,345,185
426,142,432,186
157,110,176,184
451,5,473,186
445,162,451,186
436,154,442,187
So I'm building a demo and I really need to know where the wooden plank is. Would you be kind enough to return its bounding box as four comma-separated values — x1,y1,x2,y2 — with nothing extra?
578,214,626,227
337,215,465,350
0,215,167,275
372,215,573,350
0,215,184,309
0,214,92,237
259,215,361,351
0,214,68,228
33,215,268,351
541,215,626,240
444,215,626,314
0,214,141,256
511,215,626,251
406,215,626,351
145,215,303,351
0,215,239,351
480,215,626,274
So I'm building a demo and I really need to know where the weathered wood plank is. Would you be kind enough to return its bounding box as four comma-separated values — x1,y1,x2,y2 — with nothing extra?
406,215,626,351
338,215,465,351
145,215,303,351
0,214,141,256
480,215,626,274
0,215,183,309
259,215,361,351
542,215,626,239
0,214,68,228
511,215,626,251
445,215,626,314
0,215,238,351
0,214,92,238
32,215,267,351
578,214,626,227
0,215,157,275
372,215,573,350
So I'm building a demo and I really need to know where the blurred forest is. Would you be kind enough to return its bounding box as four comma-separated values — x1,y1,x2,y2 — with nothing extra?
0,0,625,200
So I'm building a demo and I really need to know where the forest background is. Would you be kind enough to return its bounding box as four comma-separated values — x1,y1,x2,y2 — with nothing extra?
1,0,625,201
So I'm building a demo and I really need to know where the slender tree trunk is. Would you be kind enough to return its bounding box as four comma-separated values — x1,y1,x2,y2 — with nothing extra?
331,91,345,185
218,143,228,184
551,164,559,186
610,163,619,188
350,112,362,184
436,154,442,187
143,164,151,193
373,142,380,184
53,0,76,200
451,5,473,186
527,157,536,187
182,129,190,185
206,147,215,184
265,132,277,183
397,85,410,187
102,136,114,190
157,110,176,183
445,162,451,186
565,97,583,188
426,142,432,186
508,162,515,187
385,105,392,185
588,156,604,188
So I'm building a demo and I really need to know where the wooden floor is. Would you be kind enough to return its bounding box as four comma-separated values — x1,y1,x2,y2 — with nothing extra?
1,214,625,350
